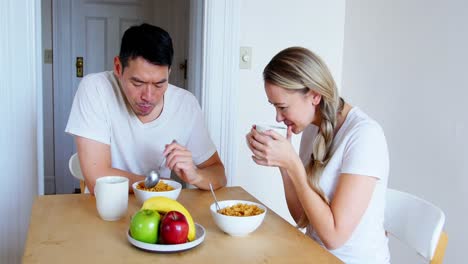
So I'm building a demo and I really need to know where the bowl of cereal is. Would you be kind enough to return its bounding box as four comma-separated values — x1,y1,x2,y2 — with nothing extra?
210,200,267,236
132,179,182,204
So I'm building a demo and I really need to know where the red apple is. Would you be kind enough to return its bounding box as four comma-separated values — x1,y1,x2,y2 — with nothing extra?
159,211,189,244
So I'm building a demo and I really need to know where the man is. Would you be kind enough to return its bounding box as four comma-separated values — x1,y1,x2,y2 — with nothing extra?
66,23,226,194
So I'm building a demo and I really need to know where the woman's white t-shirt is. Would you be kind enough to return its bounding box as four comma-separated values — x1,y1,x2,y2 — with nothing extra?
65,71,216,178
299,107,390,264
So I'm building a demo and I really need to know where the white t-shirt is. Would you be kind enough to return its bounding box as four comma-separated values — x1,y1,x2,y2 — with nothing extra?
65,71,217,179
299,107,390,264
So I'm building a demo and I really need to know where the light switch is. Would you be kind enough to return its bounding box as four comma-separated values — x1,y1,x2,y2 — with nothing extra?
240,47,252,69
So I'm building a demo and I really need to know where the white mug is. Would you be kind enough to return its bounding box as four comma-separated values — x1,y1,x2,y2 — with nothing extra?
256,124,287,138
95,176,129,221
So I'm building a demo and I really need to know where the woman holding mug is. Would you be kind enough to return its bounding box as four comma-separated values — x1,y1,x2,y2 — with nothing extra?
246,47,390,264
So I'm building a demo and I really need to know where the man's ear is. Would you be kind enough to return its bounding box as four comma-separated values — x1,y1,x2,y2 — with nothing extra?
113,56,122,77
307,89,322,106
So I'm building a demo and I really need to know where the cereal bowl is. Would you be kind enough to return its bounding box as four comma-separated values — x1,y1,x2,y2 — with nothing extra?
210,200,267,236
132,179,182,204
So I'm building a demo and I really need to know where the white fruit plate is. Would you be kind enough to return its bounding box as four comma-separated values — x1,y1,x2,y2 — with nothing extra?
127,223,206,253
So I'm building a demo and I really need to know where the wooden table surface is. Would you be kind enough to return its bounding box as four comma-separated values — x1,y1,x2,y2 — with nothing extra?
23,186,342,263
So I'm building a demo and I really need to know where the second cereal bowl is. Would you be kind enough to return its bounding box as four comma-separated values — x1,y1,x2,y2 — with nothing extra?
210,200,267,236
132,179,182,204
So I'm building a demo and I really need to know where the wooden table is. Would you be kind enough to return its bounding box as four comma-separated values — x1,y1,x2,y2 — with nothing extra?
23,186,342,263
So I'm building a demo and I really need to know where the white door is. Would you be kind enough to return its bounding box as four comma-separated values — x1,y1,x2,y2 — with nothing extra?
72,0,152,78
52,0,189,194
152,0,190,89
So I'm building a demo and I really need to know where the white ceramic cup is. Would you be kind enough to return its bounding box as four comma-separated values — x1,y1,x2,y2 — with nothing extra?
95,176,129,221
255,124,287,138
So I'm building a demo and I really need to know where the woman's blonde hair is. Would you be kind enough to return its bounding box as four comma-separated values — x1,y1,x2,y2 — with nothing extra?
263,47,343,228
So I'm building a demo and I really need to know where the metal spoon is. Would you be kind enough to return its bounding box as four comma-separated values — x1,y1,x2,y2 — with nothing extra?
209,183,221,211
144,154,168,188
156,155,167,174
145,140,176,188
144,170,160,188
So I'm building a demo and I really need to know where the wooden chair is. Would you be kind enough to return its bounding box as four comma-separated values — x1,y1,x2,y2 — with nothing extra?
385,188,448,263
68,153,87,193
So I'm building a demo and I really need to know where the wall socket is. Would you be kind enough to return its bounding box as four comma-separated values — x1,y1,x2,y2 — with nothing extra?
44,49,53,64
239,47,252,69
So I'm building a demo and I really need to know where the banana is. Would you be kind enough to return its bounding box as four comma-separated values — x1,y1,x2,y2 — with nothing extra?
141,196,196,241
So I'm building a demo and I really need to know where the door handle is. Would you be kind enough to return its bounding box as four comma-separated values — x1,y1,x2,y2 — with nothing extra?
179,59,187,80
76,57,84,78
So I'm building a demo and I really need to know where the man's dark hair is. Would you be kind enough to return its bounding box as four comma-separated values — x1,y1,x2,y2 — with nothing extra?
119,23,173,69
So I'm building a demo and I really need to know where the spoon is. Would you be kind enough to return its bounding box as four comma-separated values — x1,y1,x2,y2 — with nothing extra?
209,183,221,211
144,156,167,188
144,140,176,188
144,170,160,188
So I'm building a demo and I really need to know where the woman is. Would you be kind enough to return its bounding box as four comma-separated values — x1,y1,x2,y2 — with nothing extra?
246,47,390,263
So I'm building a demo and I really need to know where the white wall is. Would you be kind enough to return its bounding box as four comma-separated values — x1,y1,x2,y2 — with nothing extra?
342,0,467,263
236,0,346,225
0,0,42,263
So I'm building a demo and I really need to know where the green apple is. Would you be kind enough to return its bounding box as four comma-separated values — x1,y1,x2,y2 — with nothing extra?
130,209,161,244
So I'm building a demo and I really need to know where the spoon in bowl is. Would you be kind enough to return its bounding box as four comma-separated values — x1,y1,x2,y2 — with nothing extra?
144,156,167,188
144,170,160,188
209,182,221,211
144,140,176,188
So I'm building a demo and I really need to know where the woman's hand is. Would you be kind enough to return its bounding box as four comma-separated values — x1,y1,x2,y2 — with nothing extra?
245,125,297,169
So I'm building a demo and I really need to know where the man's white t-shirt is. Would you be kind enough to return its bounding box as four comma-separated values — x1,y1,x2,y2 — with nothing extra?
65,71,217,179
299,107,390,264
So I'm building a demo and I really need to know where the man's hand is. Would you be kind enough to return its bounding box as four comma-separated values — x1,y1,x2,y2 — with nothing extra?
163,141,199,185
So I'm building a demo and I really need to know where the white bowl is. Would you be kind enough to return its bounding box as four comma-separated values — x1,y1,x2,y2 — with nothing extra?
132,179,182,204
210,200,267,236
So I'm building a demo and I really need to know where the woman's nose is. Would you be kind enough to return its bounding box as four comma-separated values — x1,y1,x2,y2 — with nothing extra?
276,111,284,122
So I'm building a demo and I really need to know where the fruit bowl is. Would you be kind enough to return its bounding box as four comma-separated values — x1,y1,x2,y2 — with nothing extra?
127,223,206,253
210,200,267,236
132,179,182,204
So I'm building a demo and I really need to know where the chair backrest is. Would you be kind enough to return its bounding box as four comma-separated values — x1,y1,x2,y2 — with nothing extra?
385,188,447,263
69,153,89,193
69,153,84,181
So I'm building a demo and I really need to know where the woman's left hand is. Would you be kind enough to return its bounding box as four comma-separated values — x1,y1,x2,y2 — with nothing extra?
246,125,297,169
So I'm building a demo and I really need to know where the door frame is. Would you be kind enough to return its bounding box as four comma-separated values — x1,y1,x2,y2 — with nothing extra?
52,0,76,193
48,0,239,193
201,0,240,186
